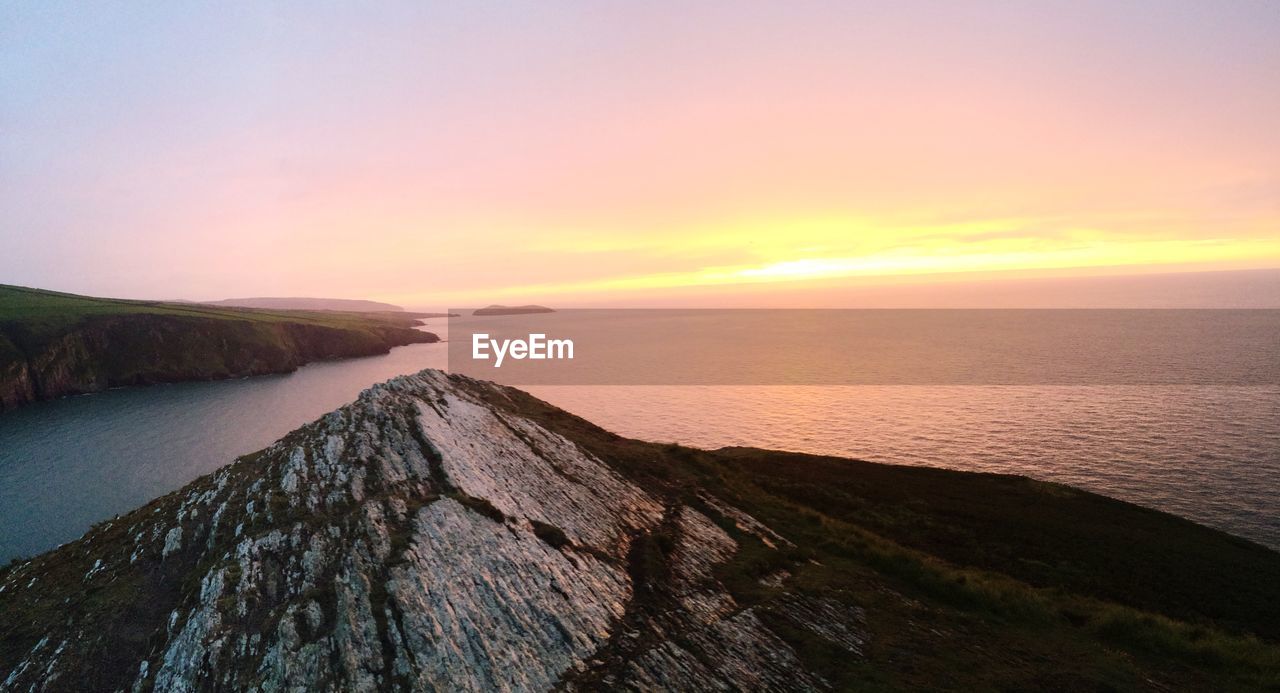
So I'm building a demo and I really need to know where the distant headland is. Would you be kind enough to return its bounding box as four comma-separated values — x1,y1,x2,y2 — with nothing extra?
0,285,439,413
198,296,406,312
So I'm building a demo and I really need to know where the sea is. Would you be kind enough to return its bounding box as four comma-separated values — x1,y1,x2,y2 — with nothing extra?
1,310,1277,561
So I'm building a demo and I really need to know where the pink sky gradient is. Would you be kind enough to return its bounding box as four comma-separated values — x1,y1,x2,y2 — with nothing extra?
2,1,1277,308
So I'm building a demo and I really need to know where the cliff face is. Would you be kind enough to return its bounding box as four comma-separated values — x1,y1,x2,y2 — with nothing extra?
0,314,436,412
0,371,862,691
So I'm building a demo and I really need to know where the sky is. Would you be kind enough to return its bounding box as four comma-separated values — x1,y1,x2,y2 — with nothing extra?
2,1,1278,308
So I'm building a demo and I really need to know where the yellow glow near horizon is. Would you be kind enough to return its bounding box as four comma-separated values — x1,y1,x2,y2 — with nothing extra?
7,4,1278,305
378,215,1280,305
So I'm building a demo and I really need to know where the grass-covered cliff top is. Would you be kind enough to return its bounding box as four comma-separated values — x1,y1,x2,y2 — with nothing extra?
0,285,438,411
0,284,424,336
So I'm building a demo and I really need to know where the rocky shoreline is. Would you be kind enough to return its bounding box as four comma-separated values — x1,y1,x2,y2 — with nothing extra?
0,371,857,690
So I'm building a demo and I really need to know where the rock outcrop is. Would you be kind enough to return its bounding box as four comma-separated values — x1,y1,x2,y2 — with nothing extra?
0,370,865,691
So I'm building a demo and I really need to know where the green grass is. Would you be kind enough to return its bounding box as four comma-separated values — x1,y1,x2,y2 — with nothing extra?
706,447,1280,638
0,284,422,336
0,285,436,410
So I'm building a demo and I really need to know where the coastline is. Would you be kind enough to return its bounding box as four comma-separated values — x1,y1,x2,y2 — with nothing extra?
0,283,445,413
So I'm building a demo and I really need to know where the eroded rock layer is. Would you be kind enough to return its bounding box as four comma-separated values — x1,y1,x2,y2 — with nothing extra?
0,370,865,692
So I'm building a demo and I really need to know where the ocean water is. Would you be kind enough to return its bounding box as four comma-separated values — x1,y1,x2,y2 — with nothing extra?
1,313,1277,561
0,339,450,562
522,384,1280,551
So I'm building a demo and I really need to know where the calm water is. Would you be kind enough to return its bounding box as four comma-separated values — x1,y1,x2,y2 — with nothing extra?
0,338,449,562
2,315,1278,561
523,385,1280,552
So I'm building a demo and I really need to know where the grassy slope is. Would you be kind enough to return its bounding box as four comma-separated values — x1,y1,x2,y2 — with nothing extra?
476,380,1280,691
0,284,421,332
0,285,437,410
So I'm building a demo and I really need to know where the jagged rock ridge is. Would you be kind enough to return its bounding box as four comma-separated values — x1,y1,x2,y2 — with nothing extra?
0,370,864,691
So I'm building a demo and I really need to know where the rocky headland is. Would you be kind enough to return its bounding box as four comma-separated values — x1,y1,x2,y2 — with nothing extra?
1,370,1278,691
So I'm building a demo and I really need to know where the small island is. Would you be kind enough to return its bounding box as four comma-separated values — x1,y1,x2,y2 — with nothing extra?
473,304,555,316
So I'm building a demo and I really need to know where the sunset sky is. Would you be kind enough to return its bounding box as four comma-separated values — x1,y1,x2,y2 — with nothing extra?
2,1,1278,308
